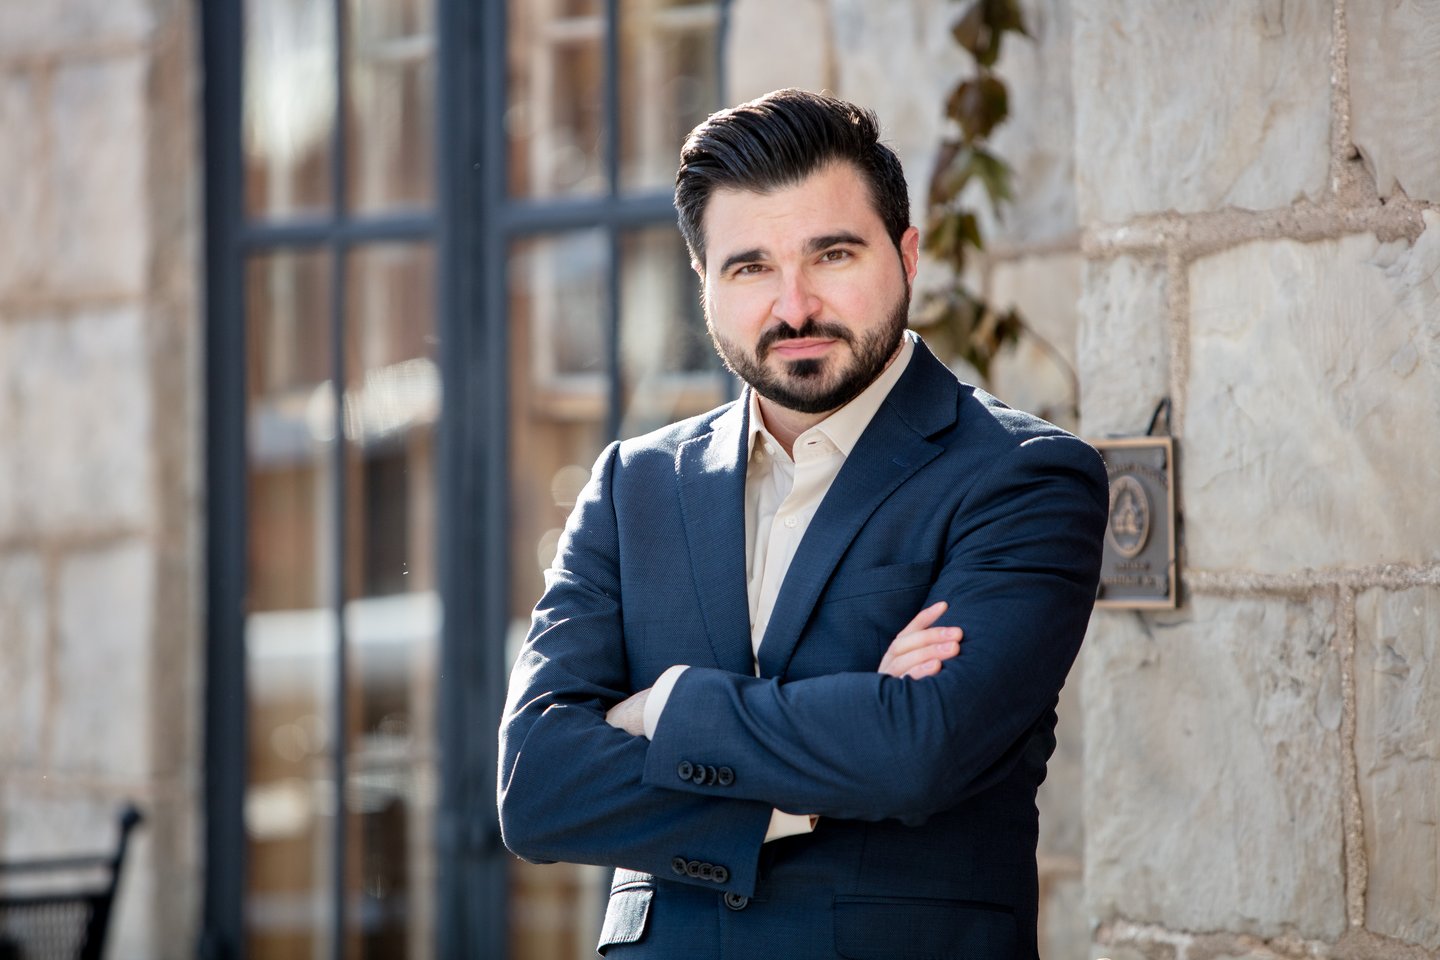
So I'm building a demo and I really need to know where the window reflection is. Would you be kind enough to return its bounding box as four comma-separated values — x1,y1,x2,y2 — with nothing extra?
619,226,724,438
244,249,338,958
244,0,336,218
346,0,436,212
506,0,606,198
343,243,441,958
619,0,720,194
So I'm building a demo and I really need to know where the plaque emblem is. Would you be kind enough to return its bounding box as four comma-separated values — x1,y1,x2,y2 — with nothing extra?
1107,475,1150,559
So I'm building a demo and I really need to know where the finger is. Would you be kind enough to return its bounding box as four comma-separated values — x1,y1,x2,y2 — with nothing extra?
880,633,961,678
880,624,962,672
896,600,948,637
905,658,944,680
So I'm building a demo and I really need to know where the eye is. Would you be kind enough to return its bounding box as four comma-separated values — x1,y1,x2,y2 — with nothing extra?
733,263,766,277
819,248,852,263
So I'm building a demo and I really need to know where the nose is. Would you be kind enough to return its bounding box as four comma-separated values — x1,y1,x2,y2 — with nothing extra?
772,269,821,329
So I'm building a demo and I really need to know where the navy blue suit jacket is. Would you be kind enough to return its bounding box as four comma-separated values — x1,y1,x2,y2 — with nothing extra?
498,339,1108,958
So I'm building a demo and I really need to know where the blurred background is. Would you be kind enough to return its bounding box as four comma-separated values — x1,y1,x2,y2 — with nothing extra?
0,1,1436,958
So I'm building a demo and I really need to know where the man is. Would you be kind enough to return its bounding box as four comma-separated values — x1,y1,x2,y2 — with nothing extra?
498,89,1108,959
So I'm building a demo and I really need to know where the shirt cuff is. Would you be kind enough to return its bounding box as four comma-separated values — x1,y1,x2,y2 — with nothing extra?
764,810,818,843
642,664,690,739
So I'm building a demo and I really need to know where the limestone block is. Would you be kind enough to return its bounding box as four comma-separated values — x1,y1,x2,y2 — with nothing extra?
724,0,833,104
52,539,153,778
1073,1,1330,223
0,553,47,766
48,55,148,295
0,72,46,296
1076,255,1169,438
1084,598,1346,939
1347,1,1440,203
1038,643,1084,859
989,252,1082,429
1355,586,1440,950
830,0,965,229
968,0,1077,246
1184,217,1440,573
0,783,116,858
0,0,153,54
0,307,153,536
1040,871,1089,960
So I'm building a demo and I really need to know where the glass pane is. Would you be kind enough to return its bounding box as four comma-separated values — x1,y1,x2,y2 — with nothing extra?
619,226,724,438
244,249,338,958
507,230,610,958
245,0,336,218
619,0,719,194
506,0,606,198
340,243,441,958
346,0,437,213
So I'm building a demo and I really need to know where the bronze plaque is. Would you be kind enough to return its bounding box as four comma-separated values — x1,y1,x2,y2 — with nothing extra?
1091,436,1177,609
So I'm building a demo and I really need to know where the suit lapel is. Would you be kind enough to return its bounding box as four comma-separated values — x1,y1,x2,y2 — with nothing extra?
755,342,960,679
675,398,757,676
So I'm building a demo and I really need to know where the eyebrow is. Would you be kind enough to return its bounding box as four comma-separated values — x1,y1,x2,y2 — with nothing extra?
716,232,870,276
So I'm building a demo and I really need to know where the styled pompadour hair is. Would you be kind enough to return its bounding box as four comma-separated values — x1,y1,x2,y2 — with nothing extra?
674,88,911,269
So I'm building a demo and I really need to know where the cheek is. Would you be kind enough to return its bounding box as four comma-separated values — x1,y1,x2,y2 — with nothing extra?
706,288,770,340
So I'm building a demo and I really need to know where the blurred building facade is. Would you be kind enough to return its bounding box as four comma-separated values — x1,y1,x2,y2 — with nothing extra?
0,1,1437,959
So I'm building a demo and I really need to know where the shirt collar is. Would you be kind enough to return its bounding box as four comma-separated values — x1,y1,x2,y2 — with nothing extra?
746,331,916,459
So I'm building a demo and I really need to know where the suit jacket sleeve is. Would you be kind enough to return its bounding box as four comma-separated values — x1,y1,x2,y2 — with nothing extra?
642,433,1108,823
497,441,775,895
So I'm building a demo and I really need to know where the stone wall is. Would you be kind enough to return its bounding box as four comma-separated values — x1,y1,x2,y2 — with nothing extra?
0,1,202,956
1075,2,1440,958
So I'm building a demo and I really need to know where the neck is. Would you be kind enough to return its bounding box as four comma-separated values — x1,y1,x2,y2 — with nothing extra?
755,398,827,458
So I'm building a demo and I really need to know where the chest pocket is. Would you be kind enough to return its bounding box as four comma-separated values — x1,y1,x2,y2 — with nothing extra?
824,560,934,602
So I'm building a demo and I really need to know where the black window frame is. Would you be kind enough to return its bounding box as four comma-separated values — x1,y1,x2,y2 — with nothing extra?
201,1,730,957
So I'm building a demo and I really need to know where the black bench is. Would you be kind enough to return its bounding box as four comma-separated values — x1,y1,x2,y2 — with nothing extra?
0,805,143,960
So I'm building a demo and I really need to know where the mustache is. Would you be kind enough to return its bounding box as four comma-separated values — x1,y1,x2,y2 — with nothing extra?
756,319,853,359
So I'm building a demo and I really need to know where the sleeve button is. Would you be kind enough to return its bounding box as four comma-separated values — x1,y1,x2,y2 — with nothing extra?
717,767,734,786
671,857,687,876
677,760,694,782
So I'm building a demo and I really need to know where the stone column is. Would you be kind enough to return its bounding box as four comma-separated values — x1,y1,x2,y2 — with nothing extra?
0,1,202,956
1075,2,1440,958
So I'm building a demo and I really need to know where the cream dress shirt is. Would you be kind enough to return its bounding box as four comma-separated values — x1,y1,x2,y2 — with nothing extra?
642,334,916,841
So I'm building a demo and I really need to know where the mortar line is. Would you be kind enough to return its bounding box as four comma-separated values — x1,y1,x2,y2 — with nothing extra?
1336,583,1366,931
1188,563,1440,596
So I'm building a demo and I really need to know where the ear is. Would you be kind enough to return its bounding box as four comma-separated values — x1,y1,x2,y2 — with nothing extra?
899,226,920,285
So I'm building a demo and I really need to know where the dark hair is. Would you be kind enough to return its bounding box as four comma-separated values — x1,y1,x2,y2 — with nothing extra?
674,88,910,268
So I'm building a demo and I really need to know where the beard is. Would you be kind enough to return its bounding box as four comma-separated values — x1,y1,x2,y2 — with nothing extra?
706,284,911,416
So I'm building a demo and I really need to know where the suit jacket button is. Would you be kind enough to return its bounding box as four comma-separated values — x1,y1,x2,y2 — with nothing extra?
671,857,687,876
704,765,719,785
685,860,702,878
677,761,694,782
690,765,707,785
724,892,749,911
698,862,714,881
712,865,729,884
717,766,734,786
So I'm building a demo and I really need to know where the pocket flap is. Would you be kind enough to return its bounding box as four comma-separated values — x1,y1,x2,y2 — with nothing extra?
596,877,654,955
833,896,1017,959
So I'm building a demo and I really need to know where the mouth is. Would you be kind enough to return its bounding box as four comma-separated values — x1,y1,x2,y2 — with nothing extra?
767,337,840,361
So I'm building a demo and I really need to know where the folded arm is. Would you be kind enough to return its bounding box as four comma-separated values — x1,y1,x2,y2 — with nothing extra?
641,435,1107,822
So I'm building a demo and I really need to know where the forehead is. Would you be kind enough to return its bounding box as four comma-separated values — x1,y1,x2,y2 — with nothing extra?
701,162,883,262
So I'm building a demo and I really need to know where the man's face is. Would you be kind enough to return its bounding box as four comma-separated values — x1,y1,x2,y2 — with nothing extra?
697,162,920,416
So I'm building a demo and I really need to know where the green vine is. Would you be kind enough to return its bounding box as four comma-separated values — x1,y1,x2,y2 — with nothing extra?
915,0,1056,400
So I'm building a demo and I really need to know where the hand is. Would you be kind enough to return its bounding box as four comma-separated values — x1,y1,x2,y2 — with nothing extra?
605,688,651,737
877,601,962,679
